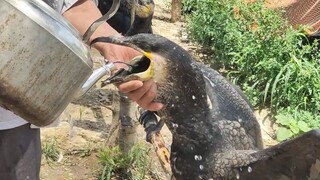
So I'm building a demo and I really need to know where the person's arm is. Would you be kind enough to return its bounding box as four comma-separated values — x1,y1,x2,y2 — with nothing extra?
63,0,163,111
62,0,132,60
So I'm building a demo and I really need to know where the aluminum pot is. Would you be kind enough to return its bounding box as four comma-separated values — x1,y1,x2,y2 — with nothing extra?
0,0,106,126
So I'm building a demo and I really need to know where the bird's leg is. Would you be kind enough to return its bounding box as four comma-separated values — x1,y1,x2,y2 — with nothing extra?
138,110,164,142
138,109,172,175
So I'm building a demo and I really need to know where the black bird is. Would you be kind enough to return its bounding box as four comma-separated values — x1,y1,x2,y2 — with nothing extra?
98,0,154,35
91,34,320,180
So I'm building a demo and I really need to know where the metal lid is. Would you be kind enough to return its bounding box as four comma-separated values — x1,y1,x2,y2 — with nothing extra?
5,0,93,68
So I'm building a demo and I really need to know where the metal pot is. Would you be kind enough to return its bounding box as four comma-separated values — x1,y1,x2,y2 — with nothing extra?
0,0,112,126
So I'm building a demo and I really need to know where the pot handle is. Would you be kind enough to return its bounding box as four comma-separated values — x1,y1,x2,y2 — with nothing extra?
73,62,116,99
82,0,120,43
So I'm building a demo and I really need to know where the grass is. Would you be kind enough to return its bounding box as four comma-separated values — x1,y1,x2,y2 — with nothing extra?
97,142,152,180
41,137,61,162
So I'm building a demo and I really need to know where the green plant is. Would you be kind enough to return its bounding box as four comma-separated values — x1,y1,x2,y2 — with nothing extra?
98,142,150,180
275,113,311,141
275,108,320,141
78,143,93,158
42,137,61,162
183,0,320,140
182,0,198,13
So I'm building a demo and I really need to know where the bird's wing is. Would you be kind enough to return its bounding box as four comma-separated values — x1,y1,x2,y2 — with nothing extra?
237,129,320,180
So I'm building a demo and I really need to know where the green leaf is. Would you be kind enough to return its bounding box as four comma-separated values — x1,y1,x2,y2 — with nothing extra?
276,127,293,141
263,79,272,107
275,114,292,126
289,121,300,134
297,121,311,132
271,65,286,106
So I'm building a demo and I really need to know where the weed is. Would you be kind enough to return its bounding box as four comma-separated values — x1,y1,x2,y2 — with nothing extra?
42,137,61,162
79,143,93,158
97,142,151,180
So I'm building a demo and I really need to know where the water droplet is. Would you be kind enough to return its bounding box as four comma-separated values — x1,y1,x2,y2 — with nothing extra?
198,175,203,179
236,172,240,179
172,123,178,129
199,165,204,170
248,166,252,173
194,155,202,161
239,167,242,171
171,104,175,107
192,95,196,99
172,157,177,162
173,162,182,175
175,95,179,99
238,118,242,123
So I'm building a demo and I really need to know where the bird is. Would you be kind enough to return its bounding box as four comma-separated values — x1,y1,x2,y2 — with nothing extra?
97,0,154,35
91,33,320,180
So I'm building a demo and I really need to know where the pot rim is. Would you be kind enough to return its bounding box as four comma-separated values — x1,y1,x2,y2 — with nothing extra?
5,0,93,68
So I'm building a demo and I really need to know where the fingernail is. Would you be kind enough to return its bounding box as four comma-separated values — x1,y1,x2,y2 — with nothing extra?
157,103,164,110
135,80,144,87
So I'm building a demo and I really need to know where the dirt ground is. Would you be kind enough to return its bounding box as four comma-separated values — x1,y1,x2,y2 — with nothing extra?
40,1,278,179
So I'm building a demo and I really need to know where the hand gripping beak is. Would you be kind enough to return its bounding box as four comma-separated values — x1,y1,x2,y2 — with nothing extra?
101,54,154,87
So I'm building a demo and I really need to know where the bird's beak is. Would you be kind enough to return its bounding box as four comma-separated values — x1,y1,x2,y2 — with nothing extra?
136,1,155,18
91,36,144,53
143,51,152,60
91,36,155,86
101,54,154,86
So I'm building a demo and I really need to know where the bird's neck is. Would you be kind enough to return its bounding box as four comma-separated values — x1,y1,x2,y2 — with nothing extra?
154,55,211,144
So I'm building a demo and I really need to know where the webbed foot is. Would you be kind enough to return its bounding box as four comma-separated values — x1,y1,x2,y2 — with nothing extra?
139,110,164,143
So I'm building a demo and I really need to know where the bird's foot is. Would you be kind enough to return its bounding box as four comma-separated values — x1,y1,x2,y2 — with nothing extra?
139,110,164,143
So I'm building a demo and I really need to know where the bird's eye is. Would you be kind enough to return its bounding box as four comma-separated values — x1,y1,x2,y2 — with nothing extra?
144,45,151,52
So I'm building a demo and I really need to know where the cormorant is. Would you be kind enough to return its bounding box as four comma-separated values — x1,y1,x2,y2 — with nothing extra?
97,0,154,35
91,33,320,180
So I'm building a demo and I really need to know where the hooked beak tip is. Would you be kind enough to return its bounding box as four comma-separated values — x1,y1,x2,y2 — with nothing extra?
101,80,112,87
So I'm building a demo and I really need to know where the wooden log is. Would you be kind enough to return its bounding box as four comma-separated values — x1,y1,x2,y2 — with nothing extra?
171,0,182,23
150,132,172,176
118,95,138,154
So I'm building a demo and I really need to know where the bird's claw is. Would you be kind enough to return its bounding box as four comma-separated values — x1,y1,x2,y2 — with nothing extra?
139,110,164,143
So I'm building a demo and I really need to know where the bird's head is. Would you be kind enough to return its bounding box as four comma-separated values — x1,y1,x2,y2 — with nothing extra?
136,0,154,18
91,33,184,86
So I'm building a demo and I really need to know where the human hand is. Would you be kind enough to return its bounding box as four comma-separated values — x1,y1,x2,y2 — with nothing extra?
118,79,164,111
101,44,164,111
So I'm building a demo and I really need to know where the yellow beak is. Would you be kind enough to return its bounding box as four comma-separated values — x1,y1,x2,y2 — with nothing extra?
130,51,154,81
140,51,154,81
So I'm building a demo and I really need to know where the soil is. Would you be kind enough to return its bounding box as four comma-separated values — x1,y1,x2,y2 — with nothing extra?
40,1,278,179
